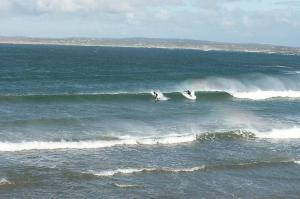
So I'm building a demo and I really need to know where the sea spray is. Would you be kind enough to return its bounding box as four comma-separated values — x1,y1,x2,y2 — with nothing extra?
179,75,300,100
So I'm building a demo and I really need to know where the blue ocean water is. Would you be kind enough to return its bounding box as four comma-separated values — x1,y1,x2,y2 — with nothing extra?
0,44,300,198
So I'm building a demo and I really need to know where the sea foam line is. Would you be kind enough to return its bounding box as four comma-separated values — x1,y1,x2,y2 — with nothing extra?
113,183,144,188
230,90,300,100
0,127,299,152
0,134,197,152
91,160,300,177
91,166,205,177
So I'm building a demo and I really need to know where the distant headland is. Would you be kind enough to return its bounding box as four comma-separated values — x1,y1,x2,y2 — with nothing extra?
1,36,299,55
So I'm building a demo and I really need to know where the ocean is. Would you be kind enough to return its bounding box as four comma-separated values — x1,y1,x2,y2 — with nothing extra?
0,44,300,198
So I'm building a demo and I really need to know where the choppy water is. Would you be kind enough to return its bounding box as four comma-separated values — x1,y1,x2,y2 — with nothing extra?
0,44,300,198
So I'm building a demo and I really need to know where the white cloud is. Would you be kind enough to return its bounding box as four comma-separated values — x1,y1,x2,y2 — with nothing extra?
0,0,185,14
34,0,97,12
0,0,299,46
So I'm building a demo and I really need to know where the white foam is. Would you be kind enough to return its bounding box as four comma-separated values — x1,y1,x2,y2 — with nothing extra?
167,166,205,172
0,134,197,152
181,91,197,100
269,65,291,69
151,91,169,101
230,90,300,100
0,178,14,186
92,165,205,177
137,134,196,145
181,76,300,100
113,183,144,188
93,168,155,176
294,160,300,164
255,127,300,139
283,70,300,75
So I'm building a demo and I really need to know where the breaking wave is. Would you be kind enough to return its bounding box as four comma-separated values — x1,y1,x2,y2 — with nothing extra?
180,75,300,100
0,127,299,152
0,134,197,152
230,90,300,100
1,90,299,102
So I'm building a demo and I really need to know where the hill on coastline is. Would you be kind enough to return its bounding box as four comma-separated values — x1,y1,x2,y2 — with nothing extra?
1,36,299,55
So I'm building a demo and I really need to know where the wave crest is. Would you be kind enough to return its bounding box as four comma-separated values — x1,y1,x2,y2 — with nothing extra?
181,75,300,100
90,160,300,177
0,134,197,152
91,166,205,177
1,89,300,102
0,178,15,186
0,128,299,152
113,183,144,188
230,90,300,100
255,127,300,139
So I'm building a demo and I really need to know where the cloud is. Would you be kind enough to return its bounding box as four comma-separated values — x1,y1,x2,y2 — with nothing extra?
0,0,185,15
0,0,299,46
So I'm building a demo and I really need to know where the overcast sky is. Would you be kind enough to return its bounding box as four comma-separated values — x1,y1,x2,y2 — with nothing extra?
0,0,299,46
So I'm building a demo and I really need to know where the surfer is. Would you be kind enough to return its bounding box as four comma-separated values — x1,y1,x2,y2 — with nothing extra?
153,91,159,100
182,90,196,100
186,90,192,97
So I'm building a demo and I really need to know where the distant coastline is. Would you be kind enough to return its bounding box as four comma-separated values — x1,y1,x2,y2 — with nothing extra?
1,36,300,55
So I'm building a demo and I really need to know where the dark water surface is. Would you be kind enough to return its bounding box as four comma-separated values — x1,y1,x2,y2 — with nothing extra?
0,44,300,198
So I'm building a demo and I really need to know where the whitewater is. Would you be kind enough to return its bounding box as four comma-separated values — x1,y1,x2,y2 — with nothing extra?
1,127,299,152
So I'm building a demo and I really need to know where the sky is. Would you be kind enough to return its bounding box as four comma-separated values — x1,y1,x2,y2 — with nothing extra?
0,0,300,47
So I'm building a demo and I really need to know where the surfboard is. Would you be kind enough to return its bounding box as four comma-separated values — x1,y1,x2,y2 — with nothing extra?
182,91,197,100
